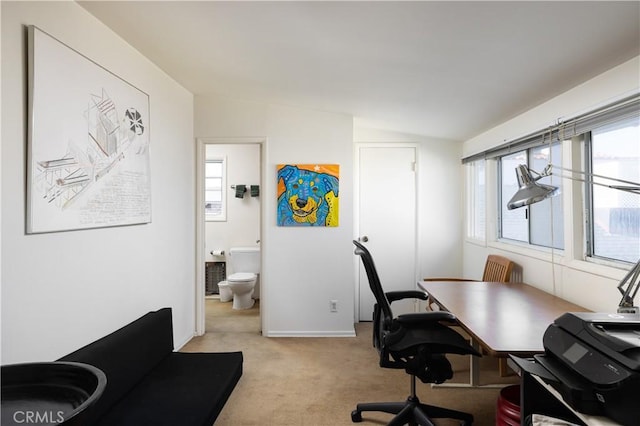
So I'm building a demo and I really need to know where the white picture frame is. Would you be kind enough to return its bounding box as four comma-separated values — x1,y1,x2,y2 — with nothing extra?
27,25,151,234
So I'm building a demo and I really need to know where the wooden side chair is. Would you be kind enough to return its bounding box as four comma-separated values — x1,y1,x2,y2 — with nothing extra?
423,254,515,376
424,254,514,284
482,255,514,283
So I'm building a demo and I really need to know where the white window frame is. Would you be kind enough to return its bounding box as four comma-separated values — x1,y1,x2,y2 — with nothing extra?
205,157,227,222
585,117,640,265
465,159,486,244
497,142,564,250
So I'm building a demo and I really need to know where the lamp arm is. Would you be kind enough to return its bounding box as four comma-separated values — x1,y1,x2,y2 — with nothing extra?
546,165,640,310
526,164,553,181
511,164,640,314
617,259,640,313
524,164,640,194
549,165,640,194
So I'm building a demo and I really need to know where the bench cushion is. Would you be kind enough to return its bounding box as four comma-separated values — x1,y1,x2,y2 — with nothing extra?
58,308,174,422
95,351,243,426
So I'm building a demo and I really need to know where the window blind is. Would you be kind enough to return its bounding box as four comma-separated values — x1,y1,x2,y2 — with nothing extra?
462,93,640,164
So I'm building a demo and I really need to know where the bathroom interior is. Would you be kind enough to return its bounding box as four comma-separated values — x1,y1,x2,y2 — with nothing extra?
204,143,261,331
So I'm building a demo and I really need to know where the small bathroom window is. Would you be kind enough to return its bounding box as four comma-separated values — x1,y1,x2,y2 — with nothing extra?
205,158,226,221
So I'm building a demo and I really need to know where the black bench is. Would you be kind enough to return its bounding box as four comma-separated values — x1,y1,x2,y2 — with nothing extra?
59,307,242,426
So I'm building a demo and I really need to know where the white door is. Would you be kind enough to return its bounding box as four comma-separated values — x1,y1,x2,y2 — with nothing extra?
357,145,417,321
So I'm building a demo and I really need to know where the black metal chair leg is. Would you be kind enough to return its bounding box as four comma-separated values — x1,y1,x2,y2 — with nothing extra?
387,404,415,426
419,402,474,424
351,401,405,422
412,406,436,426
352,398,475,425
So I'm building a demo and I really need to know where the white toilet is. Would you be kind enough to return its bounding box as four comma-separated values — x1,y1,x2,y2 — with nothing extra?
227,247,260,310
217,281,232,303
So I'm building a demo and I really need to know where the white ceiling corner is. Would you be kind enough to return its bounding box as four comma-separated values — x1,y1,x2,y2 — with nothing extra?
77,1,640,141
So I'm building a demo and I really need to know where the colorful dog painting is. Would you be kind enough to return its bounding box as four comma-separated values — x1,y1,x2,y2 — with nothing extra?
277,164,339,226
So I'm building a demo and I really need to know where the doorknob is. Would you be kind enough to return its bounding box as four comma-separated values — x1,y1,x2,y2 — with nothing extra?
358,236,369,242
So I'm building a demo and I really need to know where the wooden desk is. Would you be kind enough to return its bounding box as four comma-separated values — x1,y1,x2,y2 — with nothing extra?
417,280,589,386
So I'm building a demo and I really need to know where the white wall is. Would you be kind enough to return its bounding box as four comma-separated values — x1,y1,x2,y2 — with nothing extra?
1,2,195,363
353,127,464,280
462,56,640,313
196,96,355,336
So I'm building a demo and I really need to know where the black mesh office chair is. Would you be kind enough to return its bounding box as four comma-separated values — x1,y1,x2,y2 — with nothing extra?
352,240,481,426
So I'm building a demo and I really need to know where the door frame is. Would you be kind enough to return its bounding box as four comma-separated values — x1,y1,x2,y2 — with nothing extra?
354,142,420,322
195,137,267,336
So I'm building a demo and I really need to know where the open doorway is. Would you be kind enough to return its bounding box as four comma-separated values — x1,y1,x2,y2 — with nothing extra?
196,138,264,335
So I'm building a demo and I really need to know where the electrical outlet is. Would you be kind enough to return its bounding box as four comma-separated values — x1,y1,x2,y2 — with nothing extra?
330,300,338,312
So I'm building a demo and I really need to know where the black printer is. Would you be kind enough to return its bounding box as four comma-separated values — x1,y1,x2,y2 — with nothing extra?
532,312,640,425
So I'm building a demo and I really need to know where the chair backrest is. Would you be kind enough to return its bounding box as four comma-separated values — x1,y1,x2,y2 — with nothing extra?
482,255,514,282
353,240,393,349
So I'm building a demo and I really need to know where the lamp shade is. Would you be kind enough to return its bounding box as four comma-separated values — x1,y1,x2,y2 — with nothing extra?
507,164,559,210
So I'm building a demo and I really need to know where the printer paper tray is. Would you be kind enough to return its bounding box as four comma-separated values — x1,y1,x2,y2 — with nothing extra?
510,355,603,416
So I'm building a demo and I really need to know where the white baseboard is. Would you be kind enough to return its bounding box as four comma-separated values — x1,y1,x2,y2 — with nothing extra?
174,334,195,351
264,330,356,338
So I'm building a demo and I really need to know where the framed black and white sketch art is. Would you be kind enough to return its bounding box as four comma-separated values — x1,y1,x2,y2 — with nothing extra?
27,25,151,234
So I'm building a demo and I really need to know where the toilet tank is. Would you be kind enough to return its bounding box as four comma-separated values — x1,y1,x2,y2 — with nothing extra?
229,247,261,273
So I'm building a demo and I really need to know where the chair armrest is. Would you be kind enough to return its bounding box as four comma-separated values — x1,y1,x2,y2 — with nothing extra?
395,311,457,326
386,290,428,303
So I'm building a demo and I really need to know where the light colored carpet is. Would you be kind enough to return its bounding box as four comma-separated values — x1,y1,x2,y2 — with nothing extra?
181,299,519,425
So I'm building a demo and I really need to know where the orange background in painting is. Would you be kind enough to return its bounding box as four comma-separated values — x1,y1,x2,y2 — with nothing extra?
277,164,340,197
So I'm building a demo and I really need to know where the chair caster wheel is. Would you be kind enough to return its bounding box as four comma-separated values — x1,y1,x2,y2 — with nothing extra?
351,410,362,422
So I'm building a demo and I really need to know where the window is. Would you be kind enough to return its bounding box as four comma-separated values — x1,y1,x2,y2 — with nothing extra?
499,143,564,249
466,159,486,241
500,150,527,242
465,95,639,268
205,159,226,221
530,144,564,249
587,118,640,264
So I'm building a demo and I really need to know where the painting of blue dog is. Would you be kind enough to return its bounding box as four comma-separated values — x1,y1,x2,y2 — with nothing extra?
277,164,339,227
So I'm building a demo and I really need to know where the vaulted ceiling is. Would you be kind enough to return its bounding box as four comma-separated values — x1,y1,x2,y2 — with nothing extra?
79,1,640,141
